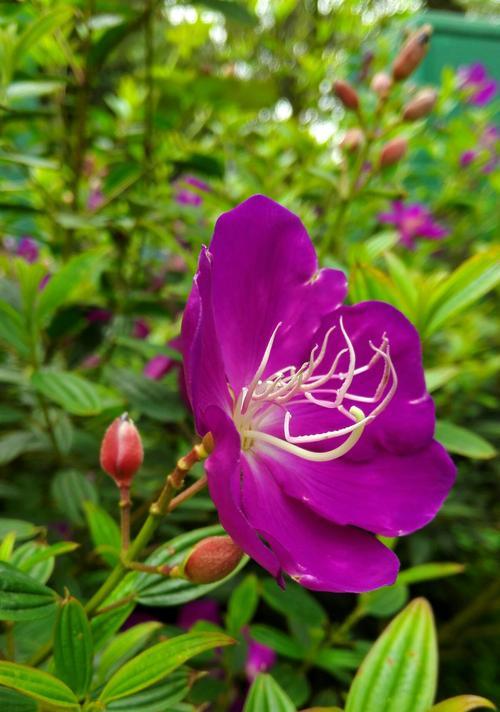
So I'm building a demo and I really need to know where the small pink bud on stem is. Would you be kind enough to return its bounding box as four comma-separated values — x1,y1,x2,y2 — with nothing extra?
402,88,438,121
341,128,365,152
100,413,143,489
181,535,244,584
371,72,393,99
392,24,433,81
333,79,360,111
379,137,408,168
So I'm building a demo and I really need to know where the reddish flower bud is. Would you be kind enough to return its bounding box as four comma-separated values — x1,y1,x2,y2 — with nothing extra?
402,88,438,121
183,536,244,584
379,137,408,168
393,25,433,81
371,72,393,99
333,79,360,111
100,413,143,487
341,128,365,152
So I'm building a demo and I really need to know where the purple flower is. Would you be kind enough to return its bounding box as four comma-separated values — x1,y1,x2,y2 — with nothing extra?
143,354,176,380
245,637,276,682
132,318,150,340
177,598,221,629
17,237,39,263
459,150,477,168
87,187,104,211
378,201,449,249
181,196,455,593
458,63,498,106
175,175,210,207
86,307,113,324
39,273,51,291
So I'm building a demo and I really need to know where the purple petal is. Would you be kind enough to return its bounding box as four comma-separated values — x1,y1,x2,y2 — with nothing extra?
458,62,487,87
240,453,399,592
245,638,276,681
208,195,347,394
133,318,150,340
177,598,221,629
460,150,477,167
143,354,175,380
471,80,497,106
16,237,39,263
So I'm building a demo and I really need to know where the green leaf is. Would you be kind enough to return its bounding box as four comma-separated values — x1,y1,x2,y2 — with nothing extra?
0,301,31,357
315,645,367,676
435,421,496,460
97,621,162,683
31,370,103,416
360,583,409,618
249,624,305,660
0,519,39,541
99,631,233,703
0,688,37,712
51,469,99,526
106,669,190,711
398,563,465,585
91,601,136,651
54,597,93,699
430,696,496,711
425,366,460,393
108,368,185,422
193,0,257,26
243,673,296,712
0,561,59,621
424,248,500,336
0,531,16,561
345,598,437,712
15,7,74,62
17,541,79,569
0,151,58,169
0,432,45,466
6,80,63,100
83,502,121,567
11,542,55,585
226,574,259,635
261,578,327,627
272,663,310,707
0,661,79,709
36,250,108,326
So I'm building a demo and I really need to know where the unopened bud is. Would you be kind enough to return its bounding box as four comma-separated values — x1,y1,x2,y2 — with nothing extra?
393,24,432,81
379,137,408,168
333,79,360,111
100,413,143,487
341,128,365,152
183,536,243,584
402,88,438,121
371,72,393,99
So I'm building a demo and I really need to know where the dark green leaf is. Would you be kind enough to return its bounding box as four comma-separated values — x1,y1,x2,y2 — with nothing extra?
51,469,99,526
261,578,327,627
54,597,93,699
107,669,190,711
226,574,259,635
31,370,103,416
0,561,58,621
83,502,121,567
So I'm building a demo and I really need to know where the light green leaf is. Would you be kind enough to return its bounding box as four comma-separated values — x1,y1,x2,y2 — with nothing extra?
345,598,437,712
436,421,496,460
430,696,496,711
6,81,63,99
243,673,296,712
226,574,259,635
99,631,233,703
97,621,162,683
54,597,93,699
0,519,39,541
15,7,74,61
0,561,59,621
398,563,464,585
360,583,409,618
106,669,190,711
11,542,54,585
31,370,103,416
425,366,460,393
0,661,79,709
83,502,121,567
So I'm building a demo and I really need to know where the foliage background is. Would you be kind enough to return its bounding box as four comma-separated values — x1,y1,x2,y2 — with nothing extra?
0,0,498,709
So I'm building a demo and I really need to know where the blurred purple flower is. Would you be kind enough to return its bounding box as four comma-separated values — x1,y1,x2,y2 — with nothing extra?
181,196,455,592
177,598,221,629
81,354,101,369
378,201,449,248
459,125,499,173
87,187,104,211
458,63,498,106
245,637,276,682
39,273,51,291
132,318,151,340
175,176,210,207
143,354,176,380
86,308,113,324
459,149,477,167
17,237,39,263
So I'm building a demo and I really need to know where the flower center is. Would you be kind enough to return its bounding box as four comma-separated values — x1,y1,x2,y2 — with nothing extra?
232,317,397,461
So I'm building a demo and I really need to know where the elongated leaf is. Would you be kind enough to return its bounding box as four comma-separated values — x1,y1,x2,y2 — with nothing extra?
15,8,74,61
51,469,99,526
0,519,39,541
0,431,45,467
36,250,107,326
107,669,190,711
0,301,31,357
315,645,367,675
360,583,409,618
226,574,259,635
97,621,162,683
261,578,326,627
425,366,459,393
243,673,296,712
83,501,121,566
31,370,103,416
99,631,233,703
54,597,93,699
0,561,58,621
250,624,305,660
345,598,437,712
11,542,55,584
91,600,136,651
398,563,464,585
0,687,37,712
435,421,496,460
17,541,79,570
0,661,79,709
430,696,496,711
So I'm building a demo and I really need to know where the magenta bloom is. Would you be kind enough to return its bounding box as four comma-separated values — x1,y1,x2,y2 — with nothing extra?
378,201,449,249
177,598,221,629
87,187,104,211
181,196,455,593
245,637,276,682
143,354,176,380
17,237,39,263
458,63,497,106
175,175,210,207
132,318,151,340
86,307,113,324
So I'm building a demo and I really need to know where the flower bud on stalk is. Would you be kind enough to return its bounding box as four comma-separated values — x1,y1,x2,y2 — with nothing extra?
371,72,393,100
341,128,365,152
333,79,360,111
100,413,143,489
379,137,408,168
180,535,244,584
402,88,438,121
392,24,432,81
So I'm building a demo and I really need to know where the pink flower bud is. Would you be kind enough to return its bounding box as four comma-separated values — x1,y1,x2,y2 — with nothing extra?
100,413,143,487
393,25,433,81
333,79,360,111
371,72,393,99
183,536,244,584
379,137,408,168
341,128,365,152
402,88,438,121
